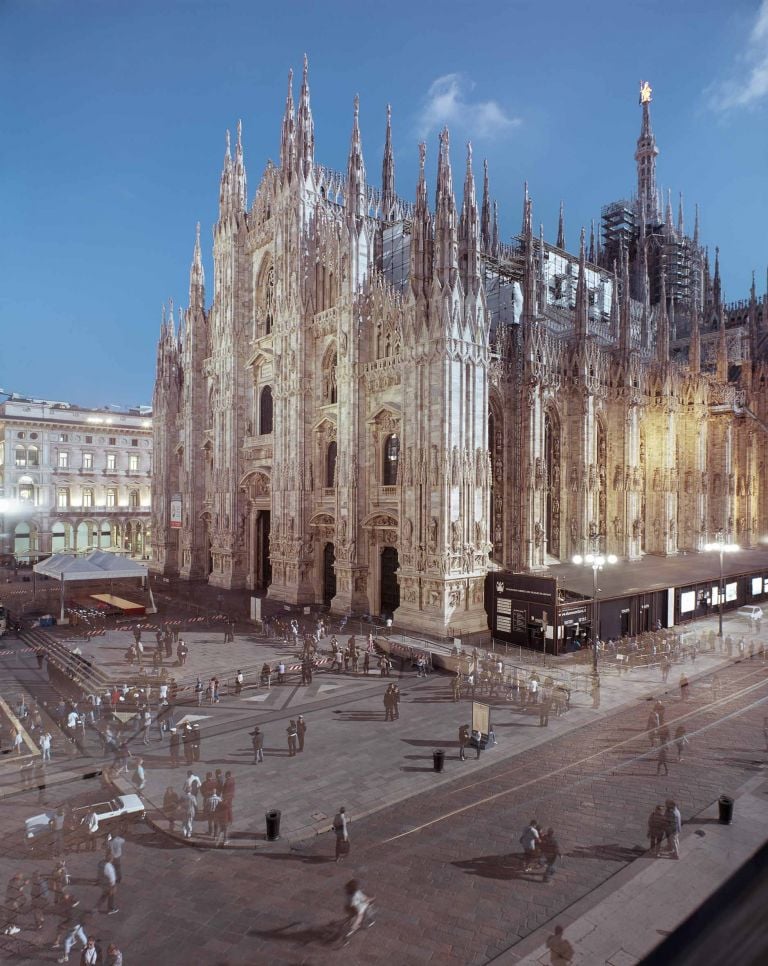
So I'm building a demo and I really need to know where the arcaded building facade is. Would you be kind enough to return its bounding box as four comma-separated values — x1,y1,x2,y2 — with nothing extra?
151,65,768,640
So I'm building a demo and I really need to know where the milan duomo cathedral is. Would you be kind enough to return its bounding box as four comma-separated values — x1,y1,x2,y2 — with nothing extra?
151,61,768,641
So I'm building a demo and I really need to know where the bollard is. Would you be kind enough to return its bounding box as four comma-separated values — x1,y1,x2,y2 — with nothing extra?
432,749,445,773
718,795,734,825
265,809,281,841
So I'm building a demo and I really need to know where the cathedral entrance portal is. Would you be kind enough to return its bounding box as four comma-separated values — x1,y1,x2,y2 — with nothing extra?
380,547,399,618
323,542,336,606
256,510,271,590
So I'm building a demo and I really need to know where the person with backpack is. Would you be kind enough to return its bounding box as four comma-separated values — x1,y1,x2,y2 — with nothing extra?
333,807,350,863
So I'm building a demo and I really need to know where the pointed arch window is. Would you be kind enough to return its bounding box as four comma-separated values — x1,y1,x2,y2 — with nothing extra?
383,433,400,486
259,386,273,435
326,441,337,488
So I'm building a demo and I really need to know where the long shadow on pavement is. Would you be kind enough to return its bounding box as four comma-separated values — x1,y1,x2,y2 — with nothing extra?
453,851,541,881
249,919,346,947
567,843,645,862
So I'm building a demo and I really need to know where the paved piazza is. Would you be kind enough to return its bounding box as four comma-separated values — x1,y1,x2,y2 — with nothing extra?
0,605,767,964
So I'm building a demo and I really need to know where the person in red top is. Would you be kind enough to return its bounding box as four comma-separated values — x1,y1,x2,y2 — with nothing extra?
215,797,232,846
222,771,235,802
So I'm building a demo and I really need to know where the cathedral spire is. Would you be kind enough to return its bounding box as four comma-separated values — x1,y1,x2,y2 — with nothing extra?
588,220,596,263
635,80,660,223
557,200,565,249
521,180,531,237
574,227,588,341
716,301,728,382
640,235,650,348
656,268,669,363
491,201,499,258
232,119,247,213
713,246,722,310
381,104,395,220
480,159,491,252
459,141,480,294
218,129,232,215
610,259,619,339
537,223,547,312
693,203,700,246
522,189,535,323
664,189,674,234
434,127,458,288
346,94,366,223
280,67,295,176
296,53,314,180
677,192,685,235
619,242,631,354
189,221,205,311
409,142,432,301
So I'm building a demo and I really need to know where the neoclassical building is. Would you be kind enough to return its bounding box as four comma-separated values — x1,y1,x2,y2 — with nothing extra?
151,64,768,640
0,397,152,561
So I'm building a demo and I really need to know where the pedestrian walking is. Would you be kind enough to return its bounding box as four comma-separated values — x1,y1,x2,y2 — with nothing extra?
205,787,222,836
84,808,100,851
647,804,666,856
674,725,689,761
539,689,551,728
471,727,482,759
287,720,298,756
656,743,669,775
539,828,562,882
452,673,462,702
39,730,52,761
458,723,470,761
296,715,307,752
169,728,180,767
545,924,574,966
392,685,401,719
235,669,244,696
520,820,540,872
140,708,151,745
177,639,188,666
81,936,101,965
97,855,118,915
195,677,204,706
343,879,375,942
163,787,180,832
191,724,202,762
13,727,23,755
182,792,197,838
665,799,681,858
215,796,232,845
107,830,125,883
333,807,351,862
363,651,370,675
251,727,264,763
679,674,690,701
383,686,395,722
278,661,286,684
133,758,146,792
105,942,123,966
53,893,88,962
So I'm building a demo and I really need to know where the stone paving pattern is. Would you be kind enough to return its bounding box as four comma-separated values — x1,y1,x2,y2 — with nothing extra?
0,610,766,964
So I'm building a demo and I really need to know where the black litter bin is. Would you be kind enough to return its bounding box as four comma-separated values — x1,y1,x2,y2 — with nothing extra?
432,749,445,773
266,809,281,841
718,795,734,825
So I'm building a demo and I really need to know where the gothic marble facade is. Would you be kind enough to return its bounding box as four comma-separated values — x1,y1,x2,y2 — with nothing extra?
151,64,768,640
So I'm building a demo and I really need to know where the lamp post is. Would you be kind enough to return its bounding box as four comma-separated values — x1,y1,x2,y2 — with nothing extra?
704,533,739,640
572,552,617,676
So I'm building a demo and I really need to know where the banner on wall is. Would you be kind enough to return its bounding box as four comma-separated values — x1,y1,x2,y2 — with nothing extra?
170,495,182,529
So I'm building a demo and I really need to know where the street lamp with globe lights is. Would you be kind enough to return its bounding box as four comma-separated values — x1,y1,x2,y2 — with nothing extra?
572,552,618,676
704,534,739,640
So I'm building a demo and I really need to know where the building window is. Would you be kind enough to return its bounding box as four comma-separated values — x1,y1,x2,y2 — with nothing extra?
19,483,34,504
383,433,400,486
57,487,70,508
106,488,117,507
17,431,25,439
259,386,273,435
14,446,26,468
58,451,69,469
129,454,139,472
131,438,138,447
129,490,140,509
82,488,94,508
83,452,93,470
108,437,116,446
60,434,69,442
326,441,337,488
107,453,116,471
27,446,39,466
85,435,93,444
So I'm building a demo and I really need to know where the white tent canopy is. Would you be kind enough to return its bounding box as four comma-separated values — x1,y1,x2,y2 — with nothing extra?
34,550,149,582
34,550,154,622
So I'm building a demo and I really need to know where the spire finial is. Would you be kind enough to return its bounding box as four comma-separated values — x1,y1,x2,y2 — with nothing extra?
557,200,565,249
225,129,231,158
481,159,491,251
381,103,395,220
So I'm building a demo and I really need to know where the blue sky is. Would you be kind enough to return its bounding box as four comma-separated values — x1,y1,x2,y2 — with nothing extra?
1,0,767,408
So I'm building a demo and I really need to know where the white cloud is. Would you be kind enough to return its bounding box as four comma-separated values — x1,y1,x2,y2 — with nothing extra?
708,0,768,111
418,73,521,139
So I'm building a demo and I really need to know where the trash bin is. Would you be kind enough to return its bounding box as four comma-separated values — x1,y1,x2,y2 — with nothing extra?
266,809,281,841
718,795,734,825
432,749,445,773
